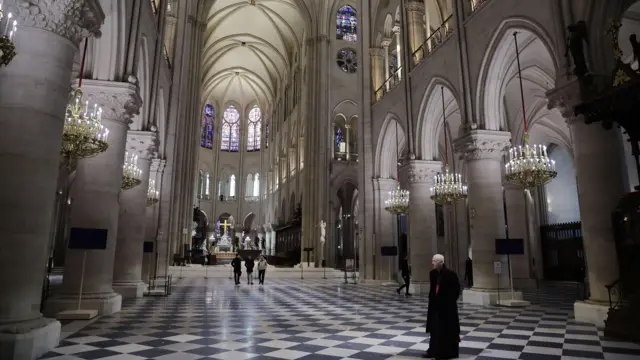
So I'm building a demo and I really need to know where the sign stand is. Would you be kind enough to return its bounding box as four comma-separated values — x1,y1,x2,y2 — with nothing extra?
56,250,98,320
204,260,209,279
494,238,530,307
146,253,152,296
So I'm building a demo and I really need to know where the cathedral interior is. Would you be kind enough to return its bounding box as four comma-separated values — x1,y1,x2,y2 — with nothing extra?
1,0,640,359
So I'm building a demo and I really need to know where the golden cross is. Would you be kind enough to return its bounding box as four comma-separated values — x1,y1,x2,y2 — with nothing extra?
220,219,233,234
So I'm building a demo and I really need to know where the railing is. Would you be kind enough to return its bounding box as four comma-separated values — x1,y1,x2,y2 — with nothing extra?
374,67,403,102
245,196,260,203
412,15,454,66
218,195,237,203
606,279,624,310
334,152,359,162
163,45,171,69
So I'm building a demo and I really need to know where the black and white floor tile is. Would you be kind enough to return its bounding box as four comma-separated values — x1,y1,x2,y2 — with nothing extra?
40,278,640,359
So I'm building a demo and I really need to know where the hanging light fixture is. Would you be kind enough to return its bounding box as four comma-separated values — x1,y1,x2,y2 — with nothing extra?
430,86,468,205
384,121,410,214
0,4,17,66
504,32,557,189
147,179,159,206
61,39,110,160
122,151,142,190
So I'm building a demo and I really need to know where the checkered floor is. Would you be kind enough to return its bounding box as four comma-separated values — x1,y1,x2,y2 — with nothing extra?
41,278,640,359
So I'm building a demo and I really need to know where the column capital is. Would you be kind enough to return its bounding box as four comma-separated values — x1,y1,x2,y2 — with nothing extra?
405,1,425,12
454,130,511,161
546,78,583,120
375,177,399,191
399,160,442,184
11,0,104,46
392,24,401,34
305,34,329,46
381,38,393,47
126,131,159,160
77,80,142,125
369,47,385,58
150,158,166,174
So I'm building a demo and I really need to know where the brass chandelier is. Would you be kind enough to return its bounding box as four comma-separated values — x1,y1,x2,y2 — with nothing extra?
122,151,142,190
384,121,410,214
0,5,17,66
504,32,557,189
61,39,109,160
430,86,467,205
147,179,159,206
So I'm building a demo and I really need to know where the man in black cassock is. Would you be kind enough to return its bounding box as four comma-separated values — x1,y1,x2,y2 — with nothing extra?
425,254,460,359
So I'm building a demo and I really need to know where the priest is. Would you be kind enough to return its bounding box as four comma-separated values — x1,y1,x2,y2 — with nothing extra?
424,254,460,359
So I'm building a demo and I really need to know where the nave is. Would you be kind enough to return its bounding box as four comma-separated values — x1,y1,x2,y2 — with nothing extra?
41,280,640,360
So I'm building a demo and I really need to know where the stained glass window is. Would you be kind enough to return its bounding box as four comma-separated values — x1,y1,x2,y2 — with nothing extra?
253,174,260,197
335,127,344,148
247,105,262,152
337,48,358,73
336,5,357,41
229,175,236,197
200,102,214,149
221,105,240,152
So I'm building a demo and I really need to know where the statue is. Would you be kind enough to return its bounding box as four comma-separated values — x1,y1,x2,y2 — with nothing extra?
319,220,326,245
566,21,590,78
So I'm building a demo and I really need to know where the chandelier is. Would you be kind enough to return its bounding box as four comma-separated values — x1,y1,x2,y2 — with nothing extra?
0,5,17,66
122,151,142,190
147,179,159,206
504,32,557,189
384,186,410,214
61,39,109,160
430,86,468,205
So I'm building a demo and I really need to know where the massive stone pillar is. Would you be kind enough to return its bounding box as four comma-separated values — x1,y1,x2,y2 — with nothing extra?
399,160,441,293
405,1,427,63
370,47,385,100
548,81,627,326
112,131,157,298
372,178,398,281
569,118,626,326
454,130,522,305
0,1,103,359
143,158,166,282
46,80,142,316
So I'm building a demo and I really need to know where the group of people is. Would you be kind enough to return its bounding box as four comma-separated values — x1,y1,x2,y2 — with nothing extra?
231,254,268,285
397,254,462,360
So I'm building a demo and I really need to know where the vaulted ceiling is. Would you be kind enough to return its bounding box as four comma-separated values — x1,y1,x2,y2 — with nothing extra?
202,0,307,108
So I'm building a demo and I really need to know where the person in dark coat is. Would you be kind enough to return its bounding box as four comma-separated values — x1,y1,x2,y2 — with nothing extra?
245,256,255,285
397,255,412,296
231,253,242,285
464,257,473,288
425,254,460,359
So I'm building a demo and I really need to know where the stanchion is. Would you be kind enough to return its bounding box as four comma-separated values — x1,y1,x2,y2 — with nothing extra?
204,261,209,279
300,262,304,280
56,250,98,320
179,263,184,279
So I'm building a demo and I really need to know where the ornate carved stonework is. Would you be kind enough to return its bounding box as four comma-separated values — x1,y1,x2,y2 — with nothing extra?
453,130,511,161
150,158,166,174
79,80,143,125
399,160,442,185
126,131,159,160
546,78,583,120
369,47,385,58
13,0,104,45
405,2,425,12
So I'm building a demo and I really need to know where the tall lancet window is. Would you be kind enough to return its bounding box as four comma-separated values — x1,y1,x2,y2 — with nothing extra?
336,5,357,41
221,105,240,152
200,101,214,149
247,105,262,151
253,174,260,197
229,174,236,198
246,174,254,198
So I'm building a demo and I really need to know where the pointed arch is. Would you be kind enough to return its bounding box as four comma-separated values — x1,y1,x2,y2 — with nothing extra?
374,113,407,179
247,104,262,151
416,77,461,160
336,5,358,42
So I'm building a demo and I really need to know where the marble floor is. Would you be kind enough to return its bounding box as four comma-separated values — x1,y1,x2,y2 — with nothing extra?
40,278,640,360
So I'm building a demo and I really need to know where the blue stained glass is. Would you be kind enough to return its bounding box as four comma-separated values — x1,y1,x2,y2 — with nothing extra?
336,6,357,42
200,102,214,149
335,127,344,148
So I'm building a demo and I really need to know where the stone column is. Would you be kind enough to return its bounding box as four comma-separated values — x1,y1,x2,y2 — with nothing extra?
405,1,426,63
112,131,157,298
399,160,441,293
369,47,385,99
393,25,402,80
0,1,103,359
143,159,166,282
454,130,523,305
569,118,626,326
503,184,534,283
46,80,142,317
373,178,398,281
382,38,392,89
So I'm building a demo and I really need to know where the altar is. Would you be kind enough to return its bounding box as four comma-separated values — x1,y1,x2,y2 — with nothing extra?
238,249,262,260
211,219,235,264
